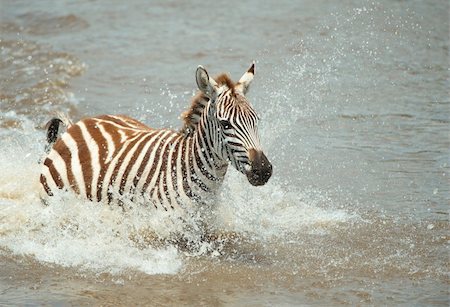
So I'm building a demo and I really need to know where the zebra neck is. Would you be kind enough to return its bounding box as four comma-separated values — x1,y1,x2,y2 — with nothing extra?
189,124,228,184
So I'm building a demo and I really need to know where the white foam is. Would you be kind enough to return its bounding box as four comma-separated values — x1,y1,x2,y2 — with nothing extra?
214,171,357,239
0,197,183,275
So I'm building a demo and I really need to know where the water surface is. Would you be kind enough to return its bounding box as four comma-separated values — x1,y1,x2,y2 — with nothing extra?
0,0,448,305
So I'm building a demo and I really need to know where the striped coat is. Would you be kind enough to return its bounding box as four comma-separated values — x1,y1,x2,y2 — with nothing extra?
40,63,272,211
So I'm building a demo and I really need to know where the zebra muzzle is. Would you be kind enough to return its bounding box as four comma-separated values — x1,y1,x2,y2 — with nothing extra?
246,149,273,186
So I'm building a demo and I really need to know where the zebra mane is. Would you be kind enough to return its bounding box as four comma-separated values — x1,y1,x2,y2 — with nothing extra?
180,73,235,136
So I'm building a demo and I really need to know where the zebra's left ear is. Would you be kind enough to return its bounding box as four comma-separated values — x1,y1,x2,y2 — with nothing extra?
235,61,255,95
196,65,218,100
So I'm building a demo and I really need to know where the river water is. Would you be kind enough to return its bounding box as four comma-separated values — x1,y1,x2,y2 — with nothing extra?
0,0,448,305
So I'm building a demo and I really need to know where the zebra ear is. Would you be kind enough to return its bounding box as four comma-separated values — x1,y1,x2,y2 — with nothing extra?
235,61,255,95
196,66,218,100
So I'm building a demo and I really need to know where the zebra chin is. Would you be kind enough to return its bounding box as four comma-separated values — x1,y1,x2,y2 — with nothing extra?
245,149,273,186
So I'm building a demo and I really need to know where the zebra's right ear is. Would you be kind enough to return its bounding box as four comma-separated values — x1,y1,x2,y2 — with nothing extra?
196,66,218,100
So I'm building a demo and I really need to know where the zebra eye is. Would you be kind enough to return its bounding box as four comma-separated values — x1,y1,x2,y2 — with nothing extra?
219,120,232,130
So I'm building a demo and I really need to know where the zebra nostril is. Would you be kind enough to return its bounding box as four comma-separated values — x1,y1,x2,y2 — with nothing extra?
247,149,272,186
246,154,272,186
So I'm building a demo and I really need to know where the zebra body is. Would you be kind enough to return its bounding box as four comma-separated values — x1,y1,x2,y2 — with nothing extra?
40,63,272,210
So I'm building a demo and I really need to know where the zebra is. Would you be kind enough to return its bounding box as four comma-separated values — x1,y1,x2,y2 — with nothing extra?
39,63,272,212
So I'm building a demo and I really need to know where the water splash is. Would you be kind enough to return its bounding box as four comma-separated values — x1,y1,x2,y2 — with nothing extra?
214,172,356,239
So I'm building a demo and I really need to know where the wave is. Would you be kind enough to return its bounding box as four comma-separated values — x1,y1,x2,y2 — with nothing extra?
0,39,85,129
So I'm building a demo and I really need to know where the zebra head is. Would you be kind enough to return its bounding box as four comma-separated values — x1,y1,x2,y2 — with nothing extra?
196,63,272,186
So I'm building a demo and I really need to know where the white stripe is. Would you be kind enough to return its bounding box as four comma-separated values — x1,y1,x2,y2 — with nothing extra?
136,130,173,194
192,146,214,184
189,140,212,196
118,130,127,143
195,135,216,176
49,149,70,189
62,132,86,197
158,172,169,210
112,132,149,192
151,187,159,209
124,130,163,193
176,138,193,207
41,166,57,194
100,134,139,201
97,122,115,164
165,136,182,209
142,132,177,195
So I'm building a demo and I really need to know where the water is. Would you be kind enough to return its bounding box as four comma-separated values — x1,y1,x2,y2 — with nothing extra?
0,0,448,305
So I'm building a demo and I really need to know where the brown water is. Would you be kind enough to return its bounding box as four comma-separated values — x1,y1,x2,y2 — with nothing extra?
0,0,449,305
